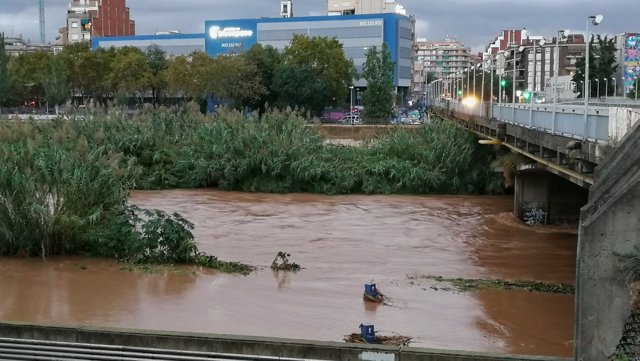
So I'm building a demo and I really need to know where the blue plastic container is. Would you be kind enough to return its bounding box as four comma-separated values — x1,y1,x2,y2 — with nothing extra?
364,283,378,297
360,323,375,343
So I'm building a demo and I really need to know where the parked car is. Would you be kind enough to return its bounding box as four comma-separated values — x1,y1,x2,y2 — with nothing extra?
339,114,362,125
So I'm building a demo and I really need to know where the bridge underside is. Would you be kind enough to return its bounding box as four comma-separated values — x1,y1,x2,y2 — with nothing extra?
431,109,595,224
431,108,609,189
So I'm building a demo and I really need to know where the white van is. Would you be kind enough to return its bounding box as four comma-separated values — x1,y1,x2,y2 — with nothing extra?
339,114,362,125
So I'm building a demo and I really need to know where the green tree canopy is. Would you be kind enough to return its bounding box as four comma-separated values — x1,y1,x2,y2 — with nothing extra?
361,43,395,122
572,35,617,98
145,45,168,106
108,47,152,104
10,51,49,106
164,55,193,101
208,55,265,108
242,44,282,111
276,34,355,114
40,55,69,114
272,63,328,114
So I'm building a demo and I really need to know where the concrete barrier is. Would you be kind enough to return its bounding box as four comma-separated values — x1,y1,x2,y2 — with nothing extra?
0,322,569,361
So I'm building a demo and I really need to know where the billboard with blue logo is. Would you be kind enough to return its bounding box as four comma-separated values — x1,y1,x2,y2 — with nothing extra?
205,19,258,56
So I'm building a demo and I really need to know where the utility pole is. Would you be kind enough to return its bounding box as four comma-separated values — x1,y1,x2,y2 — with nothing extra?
39,0,46,44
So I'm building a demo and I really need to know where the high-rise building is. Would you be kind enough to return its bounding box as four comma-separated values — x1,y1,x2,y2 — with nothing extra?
57,0,135,45
413,38,474,95
327,0,407,16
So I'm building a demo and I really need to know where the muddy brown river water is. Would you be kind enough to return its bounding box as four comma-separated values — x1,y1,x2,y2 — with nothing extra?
0,189,576,357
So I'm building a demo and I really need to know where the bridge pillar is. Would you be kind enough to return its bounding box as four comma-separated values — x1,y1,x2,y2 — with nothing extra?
514,165,589,225
514,166,551,224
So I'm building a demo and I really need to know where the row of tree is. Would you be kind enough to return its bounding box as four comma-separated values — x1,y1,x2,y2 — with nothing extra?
0,33,396,118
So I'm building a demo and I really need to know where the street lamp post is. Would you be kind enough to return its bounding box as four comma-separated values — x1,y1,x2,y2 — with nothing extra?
481,61,486,116
553,30,567,134
584,14,604,140
473,64,477,98
513,47,517,104
489,55,494,118
612,77,617,97
466,66,471,96
604,78,608,99
596,78,600,99
349,86,354,120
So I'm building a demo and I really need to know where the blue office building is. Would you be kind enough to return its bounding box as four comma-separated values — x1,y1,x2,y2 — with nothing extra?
93,13,414,93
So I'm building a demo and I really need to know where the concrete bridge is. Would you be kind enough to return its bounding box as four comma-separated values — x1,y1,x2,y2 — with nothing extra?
432,100,640,360
431,101,640,225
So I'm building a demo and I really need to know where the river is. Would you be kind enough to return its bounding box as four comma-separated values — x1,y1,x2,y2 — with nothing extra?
0,189,576,357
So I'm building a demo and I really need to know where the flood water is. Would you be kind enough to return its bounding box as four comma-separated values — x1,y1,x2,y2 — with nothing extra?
0,190,576,357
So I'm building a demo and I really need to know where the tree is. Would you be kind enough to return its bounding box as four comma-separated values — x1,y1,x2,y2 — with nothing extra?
145,45,168,106
164,55,192,101
60,43,96,104
108,47,152,105
187,51,216,101
40,55,69,115
361,43,395,122
10,51,49,107
272,63,327,114
0,33,13,111
208,55,265,109
277,34,355,114
572,35,617,98
242,44,281,112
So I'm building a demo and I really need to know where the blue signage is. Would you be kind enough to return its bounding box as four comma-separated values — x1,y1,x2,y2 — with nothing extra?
205,19,258,56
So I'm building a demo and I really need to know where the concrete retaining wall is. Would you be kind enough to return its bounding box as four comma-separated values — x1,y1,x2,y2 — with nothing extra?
576,117,640,359
0,322,569,361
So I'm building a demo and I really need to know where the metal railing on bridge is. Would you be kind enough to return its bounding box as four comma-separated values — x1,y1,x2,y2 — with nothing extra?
435,100,616,143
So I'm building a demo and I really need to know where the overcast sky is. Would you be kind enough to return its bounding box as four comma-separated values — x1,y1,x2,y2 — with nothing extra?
1,0,638,53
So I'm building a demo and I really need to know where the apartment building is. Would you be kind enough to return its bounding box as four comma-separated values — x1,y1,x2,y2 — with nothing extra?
413,38,473,94
58,0,135,45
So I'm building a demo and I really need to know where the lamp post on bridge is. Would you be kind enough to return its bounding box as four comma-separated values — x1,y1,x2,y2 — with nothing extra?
584,14,604,140
611,77,617,97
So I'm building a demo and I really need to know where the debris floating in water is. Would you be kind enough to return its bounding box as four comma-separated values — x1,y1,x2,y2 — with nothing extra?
270,251,301,271
344,333,412,346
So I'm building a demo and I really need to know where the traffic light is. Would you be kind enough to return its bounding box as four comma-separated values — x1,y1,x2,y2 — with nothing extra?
457,90,462,96
500,79,507,87
523,91,532,102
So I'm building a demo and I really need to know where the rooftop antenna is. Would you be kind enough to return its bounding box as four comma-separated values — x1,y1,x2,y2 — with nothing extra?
39,0,46,43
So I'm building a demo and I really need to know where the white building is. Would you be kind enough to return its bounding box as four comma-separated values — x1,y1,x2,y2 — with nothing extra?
327,0,407,16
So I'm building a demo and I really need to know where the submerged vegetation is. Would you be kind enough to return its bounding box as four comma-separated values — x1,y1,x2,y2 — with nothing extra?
0,105,502,264
419,275,575,294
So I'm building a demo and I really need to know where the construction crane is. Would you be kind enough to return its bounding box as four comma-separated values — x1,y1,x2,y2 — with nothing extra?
39,0,46,43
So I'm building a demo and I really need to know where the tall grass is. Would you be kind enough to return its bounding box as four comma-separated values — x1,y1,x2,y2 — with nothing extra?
0,116,253,273
0,106,502,261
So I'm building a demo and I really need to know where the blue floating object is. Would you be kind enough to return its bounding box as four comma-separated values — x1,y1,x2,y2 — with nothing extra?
360,323,375,343
364,283,378,297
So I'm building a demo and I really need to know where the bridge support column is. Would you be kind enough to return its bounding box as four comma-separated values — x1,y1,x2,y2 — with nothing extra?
514,167,550,224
